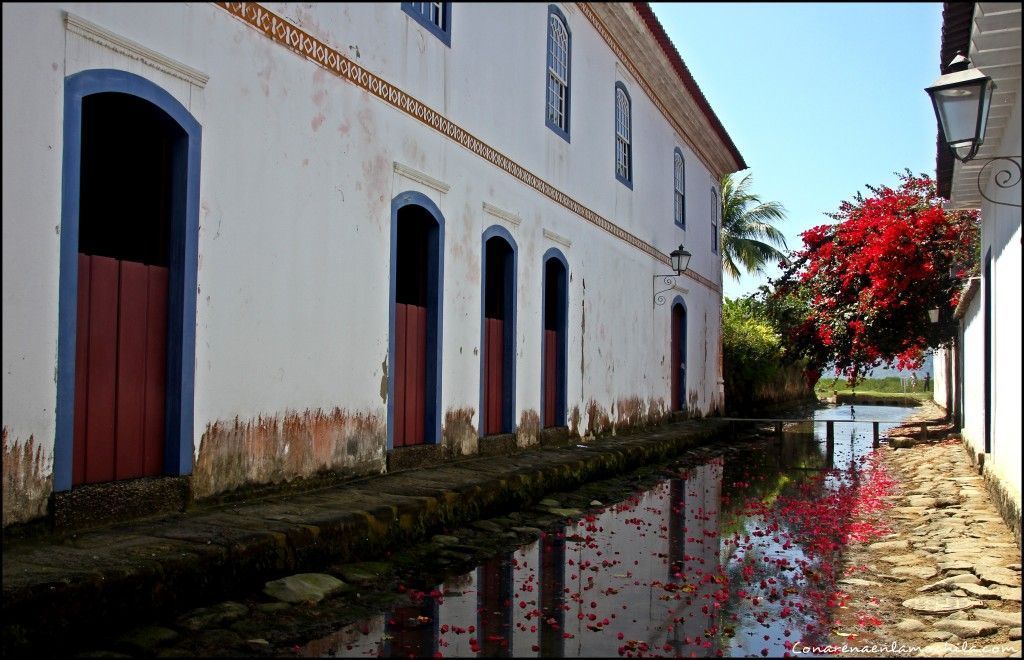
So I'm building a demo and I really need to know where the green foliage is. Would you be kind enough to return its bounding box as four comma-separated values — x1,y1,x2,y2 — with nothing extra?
722,297,784,408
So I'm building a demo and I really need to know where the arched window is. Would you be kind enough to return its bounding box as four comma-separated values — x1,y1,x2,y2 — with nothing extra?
711,187,720,254
673,149,685,228
615,83,632,187
546,6,571,140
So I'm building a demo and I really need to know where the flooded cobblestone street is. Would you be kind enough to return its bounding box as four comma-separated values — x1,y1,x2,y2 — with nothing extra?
64,404,997,659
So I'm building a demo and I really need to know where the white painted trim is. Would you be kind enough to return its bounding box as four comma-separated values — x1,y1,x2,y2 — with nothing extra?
64,12,210,88
482,202,521,227
393,162,450,194
543,228,572,249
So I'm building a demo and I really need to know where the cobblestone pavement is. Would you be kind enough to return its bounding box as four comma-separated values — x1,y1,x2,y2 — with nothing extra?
836,401,1022,658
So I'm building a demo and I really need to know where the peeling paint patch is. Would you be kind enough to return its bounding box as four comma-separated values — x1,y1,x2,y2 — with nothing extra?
615,396,645,430
585,399,611,438
516,410,540,448
311,113,325,131
2,428,52,527
646,397,667,426
379,356,388,404
568,405,581,439
193,408,385,499
442,408,477,456
687,390,704,419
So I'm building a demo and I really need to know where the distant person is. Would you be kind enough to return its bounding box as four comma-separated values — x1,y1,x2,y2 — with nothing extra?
911,372,918,391
924,372,931,390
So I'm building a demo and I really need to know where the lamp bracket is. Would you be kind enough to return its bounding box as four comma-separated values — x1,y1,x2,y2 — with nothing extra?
976,156,1022,209
653,274,689,308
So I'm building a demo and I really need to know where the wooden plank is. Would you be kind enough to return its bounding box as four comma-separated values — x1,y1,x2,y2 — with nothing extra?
84,255,119,484
670,310,680,411
143,265,168,476
115,260,148,480
412,305,427,445
394,304,407,447
73,254,92,486
543,329,557,427
485,318,503,435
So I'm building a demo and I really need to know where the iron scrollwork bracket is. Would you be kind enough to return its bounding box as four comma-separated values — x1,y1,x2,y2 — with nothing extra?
653,274,678,308
976,156,1022,208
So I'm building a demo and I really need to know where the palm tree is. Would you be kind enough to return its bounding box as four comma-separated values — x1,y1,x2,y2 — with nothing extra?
718,172,788,280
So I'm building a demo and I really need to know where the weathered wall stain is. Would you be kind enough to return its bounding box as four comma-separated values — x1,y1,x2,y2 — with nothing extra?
615,396,644,430
568,405,581,439
585,399,612,438
379,356,388,404
193,408,385,499
442,408,477,456
646,397,667,426
516,410,540,448
2,428,52,527
687,390,704,419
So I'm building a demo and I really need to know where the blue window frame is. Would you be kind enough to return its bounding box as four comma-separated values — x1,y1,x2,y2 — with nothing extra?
545,5,571,141
711,187,720,254
614,82,632,188
673,148,685,228
402,2,451,47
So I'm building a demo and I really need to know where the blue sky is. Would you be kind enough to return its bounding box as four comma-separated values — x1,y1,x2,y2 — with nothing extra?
651,3,944,300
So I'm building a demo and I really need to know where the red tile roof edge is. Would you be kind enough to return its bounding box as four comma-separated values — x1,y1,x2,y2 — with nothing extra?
632,2,748,172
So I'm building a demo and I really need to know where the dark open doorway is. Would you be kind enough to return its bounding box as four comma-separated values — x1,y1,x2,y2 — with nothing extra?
482,231,516,435
392,201,442,447
542,251,567,428
72,92,182,485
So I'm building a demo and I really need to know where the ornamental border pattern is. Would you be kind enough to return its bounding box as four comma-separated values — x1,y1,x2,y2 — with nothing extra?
216,2,720,296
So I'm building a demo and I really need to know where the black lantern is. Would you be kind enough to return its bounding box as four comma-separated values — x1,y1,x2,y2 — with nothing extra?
654,244,692,307
926,53,996,163
670,244,692,274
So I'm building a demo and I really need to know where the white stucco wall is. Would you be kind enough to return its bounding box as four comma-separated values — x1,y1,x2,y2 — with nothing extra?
2,3,733,522
980,90,1021,508
931,346,949,410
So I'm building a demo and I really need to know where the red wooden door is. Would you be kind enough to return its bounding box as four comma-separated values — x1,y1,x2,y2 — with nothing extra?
483,317,504,435
395,302,427,447
543,329,557,427
671,308,681,411
73,254,167,485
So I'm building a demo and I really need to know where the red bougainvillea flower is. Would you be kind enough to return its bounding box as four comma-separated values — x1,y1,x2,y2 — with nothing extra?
773,171,979,384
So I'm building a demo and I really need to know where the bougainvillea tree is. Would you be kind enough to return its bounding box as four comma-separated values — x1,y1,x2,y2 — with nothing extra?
772,171,979,384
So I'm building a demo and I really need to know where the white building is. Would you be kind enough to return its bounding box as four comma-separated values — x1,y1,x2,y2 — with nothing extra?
931,2,1021,545
1,3,745,527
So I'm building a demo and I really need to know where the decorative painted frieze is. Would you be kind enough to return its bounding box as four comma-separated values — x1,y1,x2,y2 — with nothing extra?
217,2,720,295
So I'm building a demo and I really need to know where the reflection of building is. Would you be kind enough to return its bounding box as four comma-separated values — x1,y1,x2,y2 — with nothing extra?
2,3,744,528
930,2,1021,545
671,460,723,656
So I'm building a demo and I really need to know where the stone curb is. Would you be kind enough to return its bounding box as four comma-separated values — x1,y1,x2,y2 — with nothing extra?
2,418,730,652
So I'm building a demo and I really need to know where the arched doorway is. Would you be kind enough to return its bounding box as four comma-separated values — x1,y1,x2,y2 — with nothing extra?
389,192,444,448
541,249,568,428
481,227,517,436
671,299,687,412
55,70,201,491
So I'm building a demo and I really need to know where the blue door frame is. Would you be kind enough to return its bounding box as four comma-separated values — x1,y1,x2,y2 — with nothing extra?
388,191,445,450
480,226,518,435
54,69,201,492
541,248,568,427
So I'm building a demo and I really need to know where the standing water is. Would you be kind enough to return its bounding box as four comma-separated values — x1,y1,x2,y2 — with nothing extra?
65,405,914,658
300,405,911,658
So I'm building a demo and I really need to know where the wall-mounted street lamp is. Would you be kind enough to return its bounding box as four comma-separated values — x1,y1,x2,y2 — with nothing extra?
926,52,1021,208
653,244,692,308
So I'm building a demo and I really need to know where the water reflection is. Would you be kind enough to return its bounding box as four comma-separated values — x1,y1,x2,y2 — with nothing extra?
305,405,909,658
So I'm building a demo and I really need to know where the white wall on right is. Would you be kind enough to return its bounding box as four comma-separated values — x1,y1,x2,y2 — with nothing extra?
984,89,1021,508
